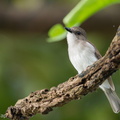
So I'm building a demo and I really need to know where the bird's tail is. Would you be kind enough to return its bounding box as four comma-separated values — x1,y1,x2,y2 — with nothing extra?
102,88,120,113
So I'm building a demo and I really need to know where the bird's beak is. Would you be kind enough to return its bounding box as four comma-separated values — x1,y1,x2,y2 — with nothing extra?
65,27,72,33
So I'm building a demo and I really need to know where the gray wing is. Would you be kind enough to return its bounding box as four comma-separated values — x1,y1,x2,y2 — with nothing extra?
94,46,115,91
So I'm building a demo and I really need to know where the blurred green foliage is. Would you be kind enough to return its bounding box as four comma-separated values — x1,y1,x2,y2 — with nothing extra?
48,0,120,42
48,24,66,42
0,0,120,120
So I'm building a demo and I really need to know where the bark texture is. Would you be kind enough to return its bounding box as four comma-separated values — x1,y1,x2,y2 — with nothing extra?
5,26,120,120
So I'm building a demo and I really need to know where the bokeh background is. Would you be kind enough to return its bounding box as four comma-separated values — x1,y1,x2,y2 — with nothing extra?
0,0,120,120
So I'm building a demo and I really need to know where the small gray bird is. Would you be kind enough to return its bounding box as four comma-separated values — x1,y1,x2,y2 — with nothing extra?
65,26,120,113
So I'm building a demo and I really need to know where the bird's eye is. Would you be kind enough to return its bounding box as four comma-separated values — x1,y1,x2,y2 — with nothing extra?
76,31,81,35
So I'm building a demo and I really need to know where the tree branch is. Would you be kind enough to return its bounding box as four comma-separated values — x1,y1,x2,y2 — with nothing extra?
5,26,120,120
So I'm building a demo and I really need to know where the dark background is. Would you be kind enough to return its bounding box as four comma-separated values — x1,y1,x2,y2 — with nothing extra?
0,0,120,120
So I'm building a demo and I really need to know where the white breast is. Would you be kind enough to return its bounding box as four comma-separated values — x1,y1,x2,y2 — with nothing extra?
67,33,98,74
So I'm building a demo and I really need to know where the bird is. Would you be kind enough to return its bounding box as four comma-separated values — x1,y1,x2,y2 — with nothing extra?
65,26,120,113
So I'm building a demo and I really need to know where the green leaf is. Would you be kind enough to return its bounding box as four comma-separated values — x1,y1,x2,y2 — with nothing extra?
47,24,66,42
63,0,120,27
48,0,120,42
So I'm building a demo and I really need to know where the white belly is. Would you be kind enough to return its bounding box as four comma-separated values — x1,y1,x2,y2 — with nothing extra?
68,42,97,74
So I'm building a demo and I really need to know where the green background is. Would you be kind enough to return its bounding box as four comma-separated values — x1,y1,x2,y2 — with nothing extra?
0,0,120,120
